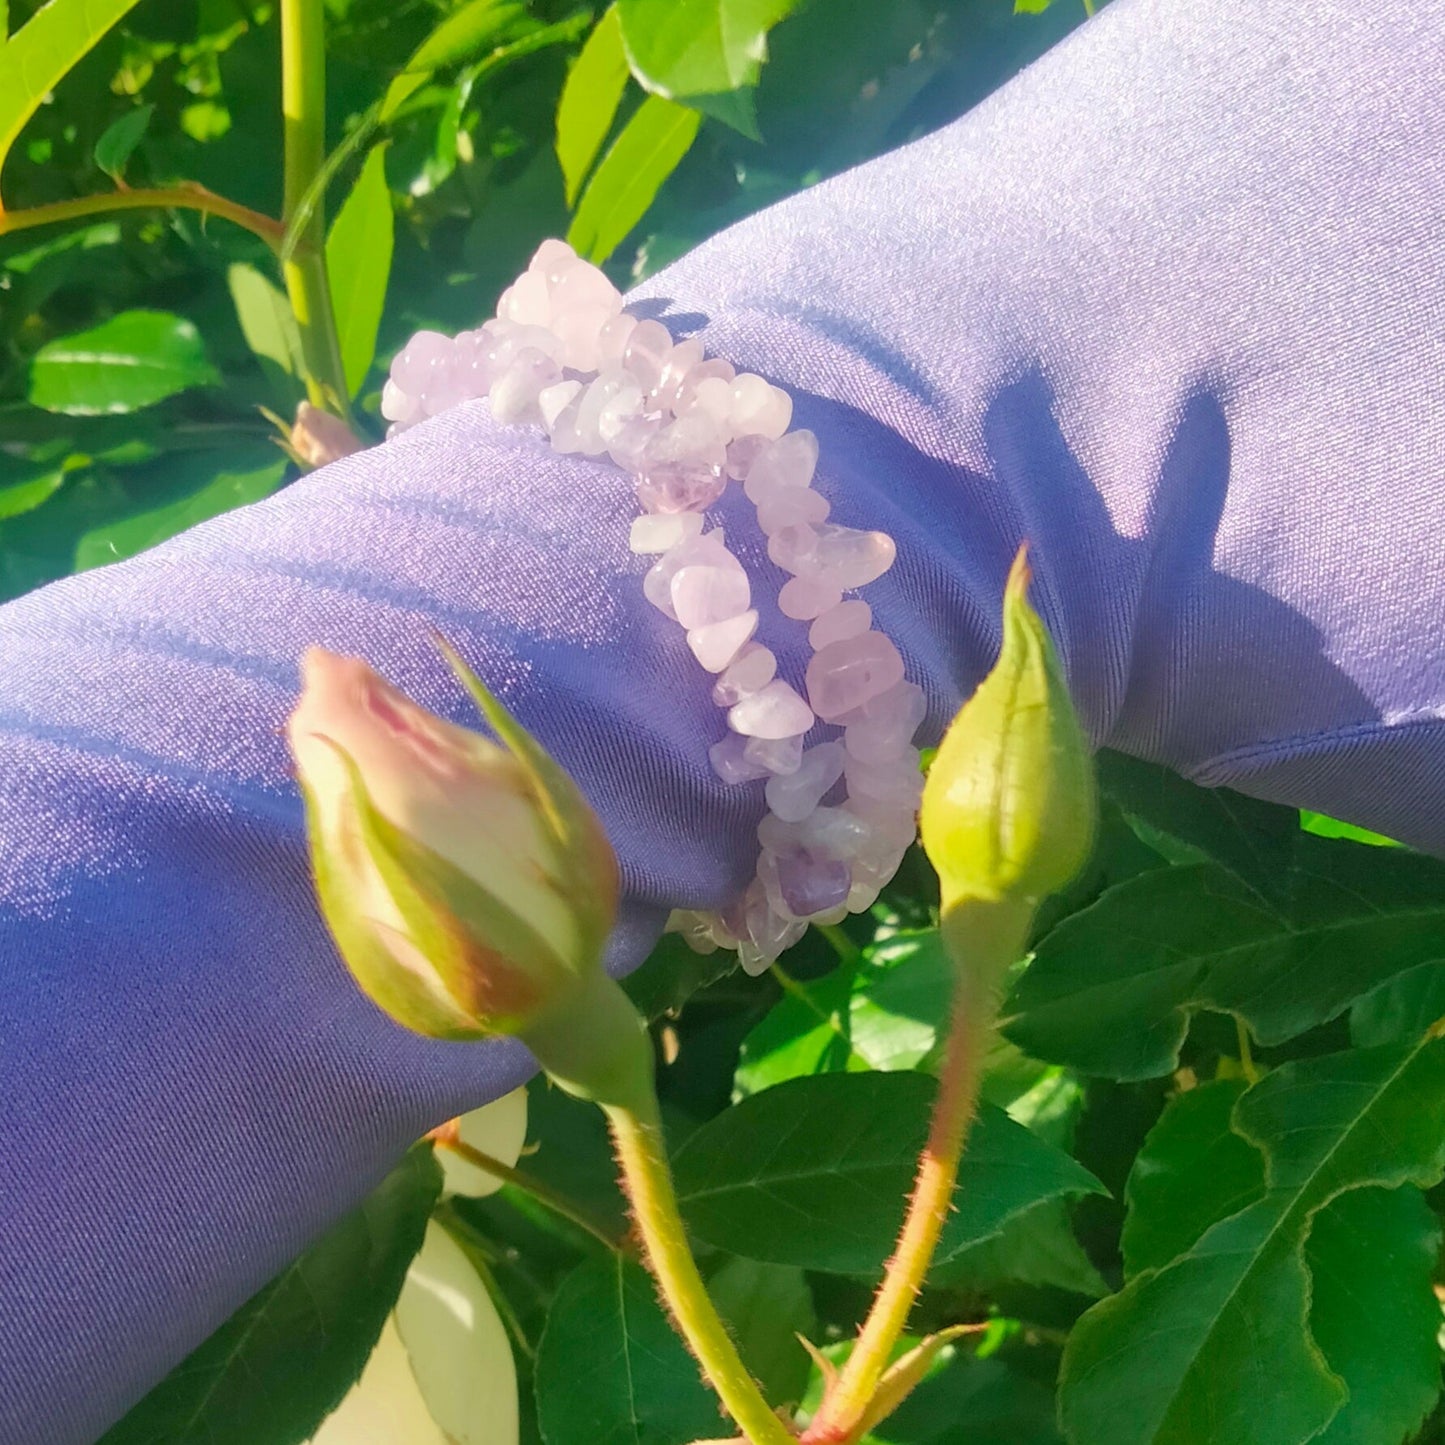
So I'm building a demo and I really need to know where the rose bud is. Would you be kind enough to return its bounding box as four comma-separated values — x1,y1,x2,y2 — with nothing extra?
919,545,1096,915
287,644,630,1069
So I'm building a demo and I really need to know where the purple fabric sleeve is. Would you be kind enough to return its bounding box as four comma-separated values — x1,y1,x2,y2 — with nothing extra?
2,0,1442,1438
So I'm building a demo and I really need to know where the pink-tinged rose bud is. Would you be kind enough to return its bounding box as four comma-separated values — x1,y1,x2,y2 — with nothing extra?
287,647,620,1043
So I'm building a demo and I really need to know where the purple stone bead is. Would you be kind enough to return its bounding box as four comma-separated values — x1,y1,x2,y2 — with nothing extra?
775,849,852,918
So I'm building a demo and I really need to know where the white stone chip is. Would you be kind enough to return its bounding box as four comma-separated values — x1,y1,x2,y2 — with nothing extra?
688,609,758,671
728,679,815,739
629,512,704,554
810,600,872,651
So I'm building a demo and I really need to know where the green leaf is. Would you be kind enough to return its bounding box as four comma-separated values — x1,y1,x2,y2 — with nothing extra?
1095,751,1298,899
326,143,395,398
866,1354,1063,1445
707,1257,815,1406
535,1254,720,1445
100,1146,441,1445
74,450,286,570
673,1072,1105,1275
227,262,304,382
1060,1038,1445,1445
557,6,630,206
1117,1078,1443,1445
933,1197,1107,1298
0,0,144,174
1305,1185,1442,1445
0,466,66,521
1006,849,1445,1080
380,0,529,121
616,0,799,110
1300,810,1400,847
29,311,220,416
566,95,700,265
735,930,953,1096
735,963,858,1096
1120,1080,1262,1278
622,931,736,1021
93,103,153,182
850,932,954,1072
1350,959,1445,1047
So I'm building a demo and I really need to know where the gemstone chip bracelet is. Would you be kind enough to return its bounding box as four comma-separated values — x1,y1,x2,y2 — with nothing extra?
380,240,925,974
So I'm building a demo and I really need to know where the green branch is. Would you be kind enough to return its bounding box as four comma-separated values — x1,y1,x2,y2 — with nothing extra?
0,183,285,246
280,0,351,420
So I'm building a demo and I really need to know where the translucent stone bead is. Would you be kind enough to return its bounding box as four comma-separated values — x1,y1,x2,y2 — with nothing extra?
844,748,924,807
806,631,906,722
804,523,897,590
844,798,918,860
596,312,638,369
728,679,814,739
643,530,741,619
779,576,843,620
447,332,488,398
730,374,792,440
623,319,674,393
652,337,704,410
576,370,637,456
743,732,804,775
765,741,846,823
773,848,851,918
709,733,771,785
675,358,736,413
842,680,927,763
479,321,519,375
731,880,805,975
629,512,704,554
594,372,646,440
667,907,722,955
757,486,829,535
767,523,820,574
635,414,727,514
422,375,467,417
796,804,875,860
688,609,758,672
743,430,819,502
529,237,577,278
549,261,623,319
671,563,750,629
380,378,421,424
498,270,551,327
488,348,560,424
712,643,777,705
391,329,451,393
508,323,565,362
725,434,769,481
608,414,663,472
679,377,734,430
810,600,872,651
552,304,613,372
538,379,582,433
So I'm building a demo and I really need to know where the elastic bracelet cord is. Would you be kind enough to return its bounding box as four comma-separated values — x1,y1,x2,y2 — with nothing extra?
381,239,923,973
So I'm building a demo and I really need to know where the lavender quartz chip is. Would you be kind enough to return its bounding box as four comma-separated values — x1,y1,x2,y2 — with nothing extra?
775,848,852,918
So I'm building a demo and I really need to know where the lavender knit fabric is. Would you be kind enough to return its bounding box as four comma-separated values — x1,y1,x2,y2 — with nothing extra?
2,0,1442,1438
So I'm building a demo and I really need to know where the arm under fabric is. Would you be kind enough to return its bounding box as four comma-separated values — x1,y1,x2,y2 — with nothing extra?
2,0,1442,1438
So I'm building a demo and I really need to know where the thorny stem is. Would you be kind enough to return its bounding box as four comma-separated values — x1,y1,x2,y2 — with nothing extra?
605,1092,795,1445
802,898,1027,1445
280,0,351,419
429,1125,625,1254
